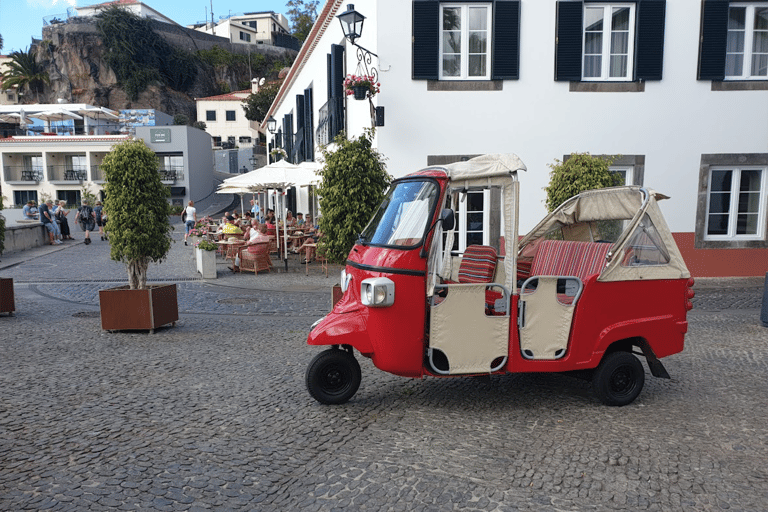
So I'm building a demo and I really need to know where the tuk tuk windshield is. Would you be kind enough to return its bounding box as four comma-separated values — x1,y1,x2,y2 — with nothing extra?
360,180,439,247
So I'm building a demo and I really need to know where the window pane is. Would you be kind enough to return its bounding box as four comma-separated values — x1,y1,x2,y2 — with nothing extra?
584,32,602,54
443,7,461,30
466,191,484,211
442,55,460,76
468,7,487,30
710,170,733,192
469,32,487,53
467,232,484,246
442,32,461,54
610,55,627,77
468,55,486,77
726,54,744,76
707,214,730,235
727,31,745,53
467,212,484,231
728,7,746,29
584,7,604,32
752,54,768,76
708,192,731,215
736,213,759,234
611,32,628,54
612,7,630,31
756,7,768,30
584,56,602,77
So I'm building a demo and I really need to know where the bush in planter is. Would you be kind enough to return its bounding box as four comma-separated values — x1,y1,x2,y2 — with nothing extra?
545,153,622,212
196,239,217,251
102,139,173,289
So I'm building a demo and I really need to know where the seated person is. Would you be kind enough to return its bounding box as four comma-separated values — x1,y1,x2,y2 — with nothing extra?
297,230,323,263
303,215,316,233
285,211,296,228
22,200,39,220
246,224,270,245
296,212,305,227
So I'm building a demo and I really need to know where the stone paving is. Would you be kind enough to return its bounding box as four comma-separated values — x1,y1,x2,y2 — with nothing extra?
1,227,767,511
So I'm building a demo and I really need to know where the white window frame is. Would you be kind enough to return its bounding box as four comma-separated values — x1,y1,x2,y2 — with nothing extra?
610,165,633,185
726,3,768,80
451,189,491,253
439,3,492,81
582,3,636,81
705,166,767,241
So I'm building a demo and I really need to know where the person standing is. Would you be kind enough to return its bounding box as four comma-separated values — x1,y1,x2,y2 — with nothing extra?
55,201,74,240
76,200,96,245
94,201,107,241
250,199,261,222
40,200,62,245
183,200,197,245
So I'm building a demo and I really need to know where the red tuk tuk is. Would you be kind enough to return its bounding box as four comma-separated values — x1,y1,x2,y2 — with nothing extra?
306,154,694,406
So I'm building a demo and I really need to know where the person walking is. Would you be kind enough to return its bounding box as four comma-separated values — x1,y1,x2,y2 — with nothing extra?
183,200,197,245
40,200,62,245
55,201,74,240
94,201,107,241
76,200,96,245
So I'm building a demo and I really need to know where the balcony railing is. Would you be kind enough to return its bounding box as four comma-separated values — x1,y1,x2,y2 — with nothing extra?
0,123,125,138
3,166,43,182
47,165,87,182
159,166,184,183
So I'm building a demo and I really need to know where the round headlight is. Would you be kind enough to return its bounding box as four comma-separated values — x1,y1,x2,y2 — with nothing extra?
364,284,373,304
374,286,387,304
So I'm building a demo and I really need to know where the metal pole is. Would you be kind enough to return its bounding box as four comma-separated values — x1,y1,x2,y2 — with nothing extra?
761,272,768,327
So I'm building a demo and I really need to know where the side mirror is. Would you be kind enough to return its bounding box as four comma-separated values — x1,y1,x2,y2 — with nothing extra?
440,208,455,232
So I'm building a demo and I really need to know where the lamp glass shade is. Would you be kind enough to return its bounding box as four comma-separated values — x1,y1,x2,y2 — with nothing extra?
337,4,365,44
266,116,277,134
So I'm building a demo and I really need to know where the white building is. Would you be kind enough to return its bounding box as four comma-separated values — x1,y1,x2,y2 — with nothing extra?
0,104,214,208
0,55,20,106
264,0,768,278
188,11,292,47
195,88,258,149
75,0,178,25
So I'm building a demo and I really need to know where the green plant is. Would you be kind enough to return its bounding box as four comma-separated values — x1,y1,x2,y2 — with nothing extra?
344,74,380,98
169,205,184,215
243,82,281,122
192,121,207,131
81,184,98,207
102,139,172,289
544,153,622,212
196,239,217,251
0,47,50,102
286,0,319,42
173,114,189,125
318,129,390,263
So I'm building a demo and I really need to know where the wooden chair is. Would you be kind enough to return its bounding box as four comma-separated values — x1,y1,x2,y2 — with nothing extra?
266,227,278,254
239,242,271,274
225,240,246,270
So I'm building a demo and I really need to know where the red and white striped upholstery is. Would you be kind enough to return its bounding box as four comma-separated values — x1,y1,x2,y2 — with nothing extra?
530,240,610,280
458,245,498,284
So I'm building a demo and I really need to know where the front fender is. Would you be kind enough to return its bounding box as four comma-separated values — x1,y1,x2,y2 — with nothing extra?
307,310,374,355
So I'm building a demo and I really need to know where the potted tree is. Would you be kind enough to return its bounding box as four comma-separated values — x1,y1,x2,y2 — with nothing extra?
98,139,177,332
0,196,15,316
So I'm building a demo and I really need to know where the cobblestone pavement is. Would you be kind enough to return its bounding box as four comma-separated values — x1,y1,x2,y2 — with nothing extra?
1,231,767,511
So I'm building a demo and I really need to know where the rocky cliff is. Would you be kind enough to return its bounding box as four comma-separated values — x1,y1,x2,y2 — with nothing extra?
35,18,295,120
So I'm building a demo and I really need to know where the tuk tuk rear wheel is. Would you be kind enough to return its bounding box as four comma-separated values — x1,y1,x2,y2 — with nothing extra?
592,351,645,406
306,349,362,405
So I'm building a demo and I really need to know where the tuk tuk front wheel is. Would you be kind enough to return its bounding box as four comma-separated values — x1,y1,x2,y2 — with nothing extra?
306,348,362,405
592,351,645,406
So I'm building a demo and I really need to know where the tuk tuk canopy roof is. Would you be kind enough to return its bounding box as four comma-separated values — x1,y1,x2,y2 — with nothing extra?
441,153,526,182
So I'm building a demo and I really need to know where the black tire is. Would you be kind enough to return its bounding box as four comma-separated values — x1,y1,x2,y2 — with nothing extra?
306,349,362,405
592,351,645,406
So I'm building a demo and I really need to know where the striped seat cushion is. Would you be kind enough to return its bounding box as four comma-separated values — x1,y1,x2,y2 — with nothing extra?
458,245,498,284
530,240,611,280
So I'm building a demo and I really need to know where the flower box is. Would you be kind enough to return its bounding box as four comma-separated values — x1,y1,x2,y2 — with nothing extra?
99,284,178,332
195,246,217,279
0,278,15,316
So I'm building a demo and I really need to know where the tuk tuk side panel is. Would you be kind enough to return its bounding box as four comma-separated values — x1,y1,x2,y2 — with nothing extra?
506,277,689,373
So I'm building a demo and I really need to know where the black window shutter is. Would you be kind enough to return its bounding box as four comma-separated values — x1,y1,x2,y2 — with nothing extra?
330,44,345,138
304,87,314,161
492,0,521,80
327,53,333,101
555,1,584,81
282,114,293,163
698,0,728,80
635,0,666,80
295,95,305,162
413,0,439,79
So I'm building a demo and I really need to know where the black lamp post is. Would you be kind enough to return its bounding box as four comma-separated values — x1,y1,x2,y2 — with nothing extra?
337,4,365,46
266,116,277,164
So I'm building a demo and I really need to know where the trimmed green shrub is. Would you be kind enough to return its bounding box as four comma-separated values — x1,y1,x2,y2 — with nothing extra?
545,153,622,212
318,129,390,263
102,139,172,289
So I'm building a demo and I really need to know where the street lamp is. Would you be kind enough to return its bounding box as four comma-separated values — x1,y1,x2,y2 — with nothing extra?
266,116,277,134
337,4,365,46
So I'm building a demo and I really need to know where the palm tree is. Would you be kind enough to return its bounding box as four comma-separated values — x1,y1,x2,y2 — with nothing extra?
0,47,49,102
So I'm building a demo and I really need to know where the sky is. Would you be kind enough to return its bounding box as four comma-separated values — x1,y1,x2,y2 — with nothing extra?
0,0,292,53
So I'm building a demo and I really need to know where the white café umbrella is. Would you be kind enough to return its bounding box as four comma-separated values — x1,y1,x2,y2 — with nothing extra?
221,160,321,268
78,106,119,134
31,107,83,132
215,184,252,215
